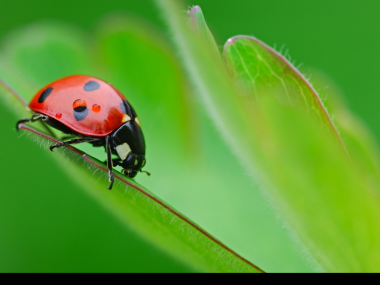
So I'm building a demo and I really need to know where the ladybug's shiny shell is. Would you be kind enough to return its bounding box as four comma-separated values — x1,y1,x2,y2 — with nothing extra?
29,75,134,137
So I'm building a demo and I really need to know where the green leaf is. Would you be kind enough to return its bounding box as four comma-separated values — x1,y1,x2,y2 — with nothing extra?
18,123,262,273
223,35,345,151
155,0,257,172
156,1,380,272
190,6,220,55
0,20,263,273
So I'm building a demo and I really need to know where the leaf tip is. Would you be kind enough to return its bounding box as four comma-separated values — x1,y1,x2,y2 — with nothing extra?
225,37,236,46
224,35,258,46
223,36,256,53
190,5,201,12
189,5,202,25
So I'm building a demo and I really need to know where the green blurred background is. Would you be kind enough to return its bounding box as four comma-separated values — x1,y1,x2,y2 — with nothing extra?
1,0,380,272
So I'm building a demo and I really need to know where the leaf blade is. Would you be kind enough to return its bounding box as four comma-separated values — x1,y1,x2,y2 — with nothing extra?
223,35,346,152
17,122,263,273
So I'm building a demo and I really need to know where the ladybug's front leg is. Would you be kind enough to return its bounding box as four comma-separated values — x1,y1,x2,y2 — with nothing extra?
105,136,114,190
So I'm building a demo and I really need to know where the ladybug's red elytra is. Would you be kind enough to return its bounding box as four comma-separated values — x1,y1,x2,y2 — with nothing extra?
17,75,149,189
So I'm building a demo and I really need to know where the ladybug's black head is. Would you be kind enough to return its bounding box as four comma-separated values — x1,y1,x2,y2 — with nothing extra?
121,153,146,178
111,120,148,178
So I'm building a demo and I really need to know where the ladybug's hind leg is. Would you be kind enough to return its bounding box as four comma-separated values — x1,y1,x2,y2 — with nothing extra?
50,137,101,152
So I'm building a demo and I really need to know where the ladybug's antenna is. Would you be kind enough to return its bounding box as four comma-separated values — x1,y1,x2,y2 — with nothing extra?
140,170,151,176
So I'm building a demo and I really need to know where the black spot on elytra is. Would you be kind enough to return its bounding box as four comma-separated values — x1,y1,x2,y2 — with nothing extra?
73,106,88,121
83,81,100,92
74,106,87,112
38,87,53,103
120,100,136,119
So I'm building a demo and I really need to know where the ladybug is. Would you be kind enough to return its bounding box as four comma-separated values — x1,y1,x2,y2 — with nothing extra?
16,75,149,190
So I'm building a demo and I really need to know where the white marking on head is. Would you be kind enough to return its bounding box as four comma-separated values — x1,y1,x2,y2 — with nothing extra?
122,114,131,123
135,117,141,127
116,143,131,160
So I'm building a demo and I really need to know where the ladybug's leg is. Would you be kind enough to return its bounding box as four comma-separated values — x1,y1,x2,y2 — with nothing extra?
16,118,32,130
112,159,123,167
103,159,122,167
61,135,77,141
50,137,101,152
140,170,151,176
105,136,114,190
16,114,47,131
